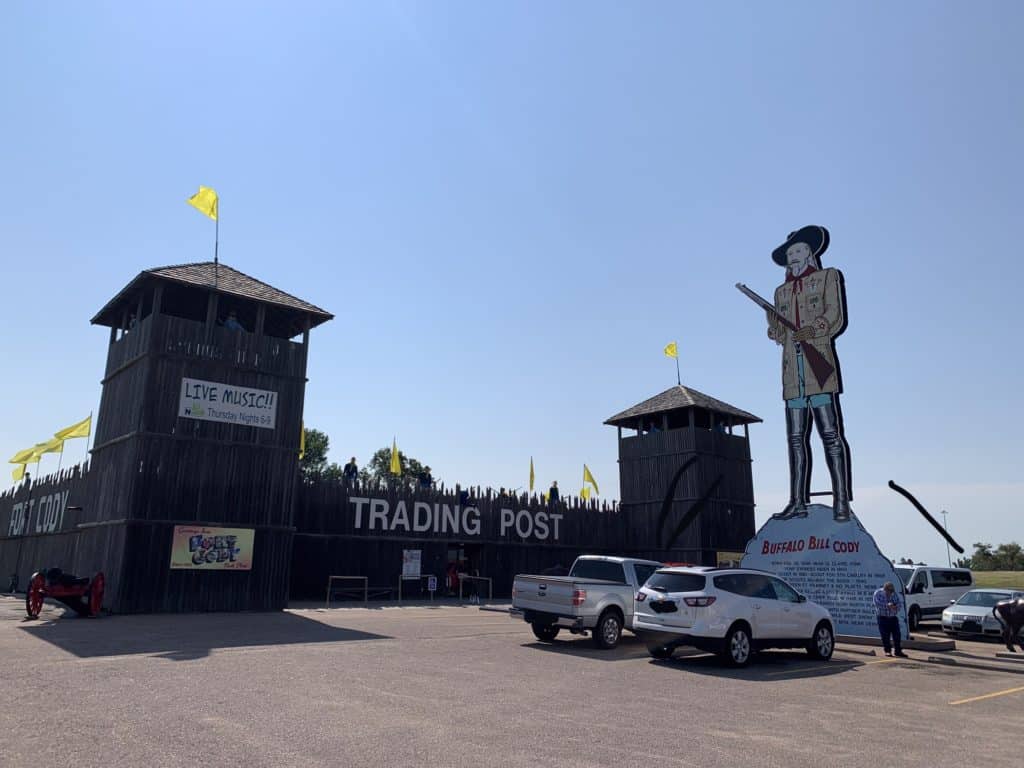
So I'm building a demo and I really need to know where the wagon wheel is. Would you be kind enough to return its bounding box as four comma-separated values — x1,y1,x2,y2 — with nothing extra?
25,572,45,619
87,572,105,617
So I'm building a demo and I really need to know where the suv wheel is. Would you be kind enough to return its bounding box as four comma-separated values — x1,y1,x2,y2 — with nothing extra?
722,624,752,667
807,621,834,660
593,610,623,649
908,606,921,632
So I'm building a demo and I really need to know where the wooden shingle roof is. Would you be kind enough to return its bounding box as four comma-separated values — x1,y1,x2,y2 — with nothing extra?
92,261,333,329
605,385,761,427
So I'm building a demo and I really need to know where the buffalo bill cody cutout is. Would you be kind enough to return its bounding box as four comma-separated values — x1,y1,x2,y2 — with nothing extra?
737,225,853,522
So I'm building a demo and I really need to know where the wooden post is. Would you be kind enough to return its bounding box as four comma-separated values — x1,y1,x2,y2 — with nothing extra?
255,304,266,337
152,283,163,317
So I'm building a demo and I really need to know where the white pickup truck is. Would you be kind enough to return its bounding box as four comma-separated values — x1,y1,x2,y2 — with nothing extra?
510,556,662,649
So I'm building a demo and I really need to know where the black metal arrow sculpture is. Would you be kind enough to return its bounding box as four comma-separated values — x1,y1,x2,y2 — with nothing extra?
888,480,964,554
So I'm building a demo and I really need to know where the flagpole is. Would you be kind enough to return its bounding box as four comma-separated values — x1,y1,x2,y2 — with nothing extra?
675,356,681,386
86,410,94,467
214,210,219,288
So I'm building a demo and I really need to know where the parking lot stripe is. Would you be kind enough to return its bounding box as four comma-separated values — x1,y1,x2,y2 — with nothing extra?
949,685,1024,707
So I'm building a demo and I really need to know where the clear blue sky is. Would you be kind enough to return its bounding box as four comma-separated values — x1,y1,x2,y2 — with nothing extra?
1,2,1020,565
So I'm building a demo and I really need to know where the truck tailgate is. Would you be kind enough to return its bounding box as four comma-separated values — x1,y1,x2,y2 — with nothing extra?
512,576,577,615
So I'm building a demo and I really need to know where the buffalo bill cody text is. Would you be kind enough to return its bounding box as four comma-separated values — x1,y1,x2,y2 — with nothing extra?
761,536,861,555
350,497,563,541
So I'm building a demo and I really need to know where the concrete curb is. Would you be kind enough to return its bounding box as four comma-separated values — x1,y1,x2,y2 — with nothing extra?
838,634,955,651
926,656,1024,675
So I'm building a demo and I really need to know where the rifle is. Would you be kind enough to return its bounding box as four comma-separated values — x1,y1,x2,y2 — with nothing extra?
735,282,836,389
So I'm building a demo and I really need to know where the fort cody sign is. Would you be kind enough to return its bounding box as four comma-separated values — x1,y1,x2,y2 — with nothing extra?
178,377,278,430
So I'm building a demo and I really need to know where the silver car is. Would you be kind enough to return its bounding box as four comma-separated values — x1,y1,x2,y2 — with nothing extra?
941,589,1024,639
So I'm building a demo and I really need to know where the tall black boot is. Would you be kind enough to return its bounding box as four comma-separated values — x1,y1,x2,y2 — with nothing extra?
813,401,853,522
774,407,812,520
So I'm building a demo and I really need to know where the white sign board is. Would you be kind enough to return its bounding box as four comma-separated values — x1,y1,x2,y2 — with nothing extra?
178,377,278,430
402,549,422,580
427,575,437,593
741,504,909,638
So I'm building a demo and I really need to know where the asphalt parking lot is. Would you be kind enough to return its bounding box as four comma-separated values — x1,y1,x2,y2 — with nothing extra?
0,598,1021,768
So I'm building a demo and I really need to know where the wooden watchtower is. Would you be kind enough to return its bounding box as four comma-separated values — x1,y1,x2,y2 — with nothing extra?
88,262,332,612
605,385,761,566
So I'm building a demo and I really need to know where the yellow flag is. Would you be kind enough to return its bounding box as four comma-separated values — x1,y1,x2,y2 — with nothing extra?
664,342,678,359
529,457,535,492
39,437,64,455
299,421,305,460
55,415,91,440
12,464,25,482
25,443,48,463
9,447,36,464
187,186,219,221
542,492,549,503
580,486,591,500
390,438,401,475
583,464,599,495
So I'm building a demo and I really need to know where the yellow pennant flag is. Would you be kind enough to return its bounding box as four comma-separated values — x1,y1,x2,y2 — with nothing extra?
25,443,48,463
529,457,535,492
664,342,678,359
580,486,591,501
55,415,91,440
390,438,401,475
9,447,37,464
12,464,25,482
187,186,219,221
583,464,599,495
299,421,305,460
39,437,64,455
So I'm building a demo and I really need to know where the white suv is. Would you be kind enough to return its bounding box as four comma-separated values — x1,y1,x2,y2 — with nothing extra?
632,567,835,667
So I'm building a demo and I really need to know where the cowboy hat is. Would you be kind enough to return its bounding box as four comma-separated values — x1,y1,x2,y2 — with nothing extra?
772,225,830,266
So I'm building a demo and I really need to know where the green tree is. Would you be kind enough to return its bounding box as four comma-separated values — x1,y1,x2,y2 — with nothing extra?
993,542,1024,571
299,427,344,482
360,446,435,488
970,542,995,571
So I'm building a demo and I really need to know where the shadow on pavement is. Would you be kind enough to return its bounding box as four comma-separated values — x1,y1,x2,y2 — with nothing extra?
17,610,390,660
648,649,866,680
523,633,655,662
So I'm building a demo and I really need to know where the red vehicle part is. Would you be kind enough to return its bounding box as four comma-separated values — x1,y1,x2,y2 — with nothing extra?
24,570,105,619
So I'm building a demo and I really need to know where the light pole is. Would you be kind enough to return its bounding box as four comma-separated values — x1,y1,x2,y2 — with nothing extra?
941,510,951,567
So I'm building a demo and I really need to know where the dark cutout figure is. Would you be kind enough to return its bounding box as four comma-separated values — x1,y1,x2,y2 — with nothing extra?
994,597,1024,653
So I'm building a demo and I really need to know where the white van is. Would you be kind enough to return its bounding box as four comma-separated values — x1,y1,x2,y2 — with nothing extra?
893,565,974,630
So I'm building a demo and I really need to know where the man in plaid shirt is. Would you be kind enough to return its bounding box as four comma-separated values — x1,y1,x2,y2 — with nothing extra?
873,582,908,657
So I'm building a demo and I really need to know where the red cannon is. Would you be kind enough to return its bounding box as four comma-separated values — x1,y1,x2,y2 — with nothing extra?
25,568,105,619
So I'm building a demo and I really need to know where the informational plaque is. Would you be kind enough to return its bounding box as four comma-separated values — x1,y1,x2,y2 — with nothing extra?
741,504,908,638
402,549,422,580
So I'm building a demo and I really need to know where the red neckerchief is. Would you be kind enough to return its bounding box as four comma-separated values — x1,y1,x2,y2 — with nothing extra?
785,264,817,327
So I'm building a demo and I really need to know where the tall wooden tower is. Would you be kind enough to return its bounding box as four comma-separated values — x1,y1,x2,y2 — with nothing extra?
88,262,332,612
605,385,761,566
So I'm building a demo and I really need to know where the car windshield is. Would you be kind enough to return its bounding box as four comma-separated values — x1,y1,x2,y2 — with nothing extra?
894,567,913,587
645,572,707,593
956,591,1014,607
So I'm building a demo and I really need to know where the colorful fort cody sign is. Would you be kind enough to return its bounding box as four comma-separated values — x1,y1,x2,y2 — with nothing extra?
169,525,255,570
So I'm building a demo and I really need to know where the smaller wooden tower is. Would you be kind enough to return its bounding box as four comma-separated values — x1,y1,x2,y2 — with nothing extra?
605,385,761,565
88,262,332,612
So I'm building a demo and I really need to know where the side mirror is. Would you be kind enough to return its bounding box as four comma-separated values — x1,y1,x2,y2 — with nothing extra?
797,594,807,603
950,599,956,605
